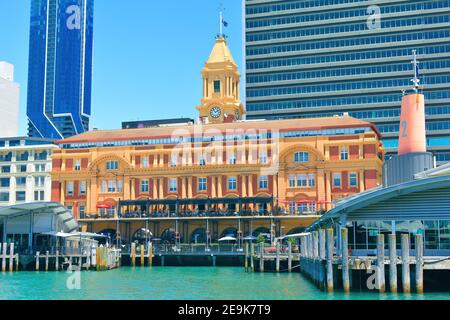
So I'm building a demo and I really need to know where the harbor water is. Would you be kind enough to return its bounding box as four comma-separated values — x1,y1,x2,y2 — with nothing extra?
1,267,450,300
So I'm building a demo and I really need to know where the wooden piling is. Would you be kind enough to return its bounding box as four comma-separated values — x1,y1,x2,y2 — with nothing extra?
2,243,7,272
45,251,49,272
259,243,264,272
131,243,136,267
326,229,334,292
377,234,386,293
401,234,411,293
35,251,40,271
250,242,255,272
140,244,145,266
212,255,216,267
55,250,59,271
161,255,165,267
8,243,14,272
244,242,249,272
341,228,350,293
276,242,280,272
313,231,319,259
288,242,292,272
415,234,424,294
148,242,153,267
388,234,397,293
319,229,326,260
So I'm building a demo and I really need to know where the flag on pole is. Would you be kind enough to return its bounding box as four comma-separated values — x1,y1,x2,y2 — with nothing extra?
222,19,228,27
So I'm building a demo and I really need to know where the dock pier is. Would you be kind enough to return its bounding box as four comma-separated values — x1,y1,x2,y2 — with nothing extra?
0,243,19,272
294,228,447,293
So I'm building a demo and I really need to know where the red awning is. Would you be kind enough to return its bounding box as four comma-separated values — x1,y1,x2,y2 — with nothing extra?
97,204,112,209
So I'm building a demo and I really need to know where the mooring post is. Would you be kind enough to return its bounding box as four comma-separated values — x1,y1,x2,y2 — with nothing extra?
341,228,350,293
326,229,334,292
9,243,14,272
319,229,326,260
259,243,264,272
250,242,255,272
148,242,153,267
313,231,319,259
308,234,313,258
415,234,424,294
131,243,136,267
161,255,165,267
55,250,59,271
35,251,40,271
140,244,145,266
388,234,397,293
377,234,386,293
244,242,249,272
45,251,49,272
212,255,216,267
401,234,411,293
2,243,7,272
288,241,292,272
276,242,280,272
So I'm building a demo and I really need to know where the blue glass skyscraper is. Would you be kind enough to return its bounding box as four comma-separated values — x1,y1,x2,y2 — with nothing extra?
27,0,94,139
245,0,450,164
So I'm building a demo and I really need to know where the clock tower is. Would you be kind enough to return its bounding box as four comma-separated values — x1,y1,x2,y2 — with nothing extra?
197,35,245,124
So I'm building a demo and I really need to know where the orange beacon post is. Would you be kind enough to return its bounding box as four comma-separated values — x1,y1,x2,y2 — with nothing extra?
398,93,426,156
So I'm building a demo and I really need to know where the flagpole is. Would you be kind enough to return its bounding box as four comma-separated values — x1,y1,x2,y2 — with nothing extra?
220,11,223,36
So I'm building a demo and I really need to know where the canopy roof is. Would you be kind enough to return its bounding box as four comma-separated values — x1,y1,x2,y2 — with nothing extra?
0,202,78,233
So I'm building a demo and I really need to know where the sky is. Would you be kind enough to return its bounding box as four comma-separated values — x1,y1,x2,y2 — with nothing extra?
0,0,244,135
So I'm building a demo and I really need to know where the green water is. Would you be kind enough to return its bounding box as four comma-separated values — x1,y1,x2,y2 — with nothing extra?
1,267,449,300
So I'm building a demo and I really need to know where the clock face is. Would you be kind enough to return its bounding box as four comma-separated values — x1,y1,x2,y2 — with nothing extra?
210,106,222,119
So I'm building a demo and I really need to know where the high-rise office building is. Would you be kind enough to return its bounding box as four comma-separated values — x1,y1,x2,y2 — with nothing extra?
0,62,20,138
244,0,450,164
27,0,94,139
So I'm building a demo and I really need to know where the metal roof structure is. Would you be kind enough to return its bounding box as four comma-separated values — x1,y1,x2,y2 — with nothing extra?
307,174,450,232
0,202,78,233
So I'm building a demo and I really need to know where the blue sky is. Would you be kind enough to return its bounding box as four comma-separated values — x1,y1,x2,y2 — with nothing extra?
0,0,244,135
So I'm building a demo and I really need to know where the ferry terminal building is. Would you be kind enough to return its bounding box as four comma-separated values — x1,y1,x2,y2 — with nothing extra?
50,36,384,245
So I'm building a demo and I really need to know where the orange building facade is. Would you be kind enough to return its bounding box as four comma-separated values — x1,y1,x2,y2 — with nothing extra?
50,36,384,244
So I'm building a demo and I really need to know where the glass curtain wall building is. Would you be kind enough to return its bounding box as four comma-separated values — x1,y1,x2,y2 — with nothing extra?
27,0,94,139
244,0,450,163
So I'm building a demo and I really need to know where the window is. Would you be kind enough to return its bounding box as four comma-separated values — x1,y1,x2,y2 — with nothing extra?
142,157,149,168
106,160,119,170
333,173,342,188
67,182,74,196
308,174,316,187
349,173,358,187
198,177,207,191
80,181,86,195
259,176,268,189
108,181,117,193
199,157,206,166
17,152,29,161
296,174,308,187
229,154,237,165
294,152,309,162
259,152,267,164
0,178,10,188
34,191,44,201
340,148,349,160
0,192,9,202
79,205,85,217
170,155,178,167
118,180,123,193
16,177,26,187
17,165,27,173
101,180,107,193
214,80,221,93
35,176,45,187
289,175,296,187
16,191,26,202
35,164,46,172
74,160,81,171
1,166,10,173
35,151,48,160
228,176,237,190
169,178,177,192
141,179,149,193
